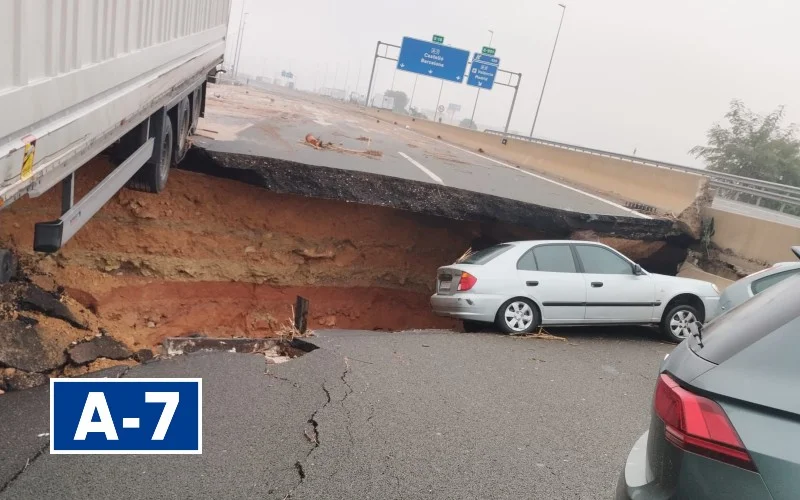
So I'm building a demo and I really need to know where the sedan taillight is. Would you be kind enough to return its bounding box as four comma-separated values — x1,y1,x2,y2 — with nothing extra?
654,373,756,471
457,272,477,291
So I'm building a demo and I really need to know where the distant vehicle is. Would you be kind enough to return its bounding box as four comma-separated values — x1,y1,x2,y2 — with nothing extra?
430,241,720,342
616,274,800,500
717,246,800,314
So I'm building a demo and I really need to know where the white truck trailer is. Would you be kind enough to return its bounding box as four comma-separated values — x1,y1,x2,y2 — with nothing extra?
0,0,232,281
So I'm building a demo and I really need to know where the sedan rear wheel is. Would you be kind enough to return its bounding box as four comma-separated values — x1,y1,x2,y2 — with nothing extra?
496,299,539,335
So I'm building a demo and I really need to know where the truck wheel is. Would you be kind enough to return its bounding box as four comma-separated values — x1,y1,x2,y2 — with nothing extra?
128,117,173,193
174,96,192,164
0,249,15,284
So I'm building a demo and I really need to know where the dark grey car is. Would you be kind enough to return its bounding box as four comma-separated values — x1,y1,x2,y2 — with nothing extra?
617,274,800,499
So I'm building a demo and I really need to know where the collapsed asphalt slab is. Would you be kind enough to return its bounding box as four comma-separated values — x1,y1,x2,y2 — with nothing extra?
0,329,672,500
183,147,681,242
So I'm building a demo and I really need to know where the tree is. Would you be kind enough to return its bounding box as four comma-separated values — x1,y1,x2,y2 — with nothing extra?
459,118,477,130
409,107,428,120
384,90,409,114
690,100,800,187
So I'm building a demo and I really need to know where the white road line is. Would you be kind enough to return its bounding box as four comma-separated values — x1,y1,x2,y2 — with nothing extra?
398,151,444,185
401,128,651,219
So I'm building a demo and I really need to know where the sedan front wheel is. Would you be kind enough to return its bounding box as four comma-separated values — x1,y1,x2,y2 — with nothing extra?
496,298,539,335
661,304,701,343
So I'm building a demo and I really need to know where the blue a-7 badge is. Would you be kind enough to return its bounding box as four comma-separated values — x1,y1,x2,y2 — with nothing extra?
51,378,202,454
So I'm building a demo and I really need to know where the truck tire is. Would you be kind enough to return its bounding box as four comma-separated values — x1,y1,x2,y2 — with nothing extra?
174,96,191,165
0,249,15,284
128,117,173,193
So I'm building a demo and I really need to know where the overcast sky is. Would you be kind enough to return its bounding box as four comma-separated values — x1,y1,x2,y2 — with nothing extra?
227,0,800,167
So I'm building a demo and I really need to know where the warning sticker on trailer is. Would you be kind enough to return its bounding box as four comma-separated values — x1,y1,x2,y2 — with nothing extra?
21,136,36,181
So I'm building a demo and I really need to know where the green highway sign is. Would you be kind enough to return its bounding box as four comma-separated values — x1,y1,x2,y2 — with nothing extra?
432,34,445,44
482,46,496,56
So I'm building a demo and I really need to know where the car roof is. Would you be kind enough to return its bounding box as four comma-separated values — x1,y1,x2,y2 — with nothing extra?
505,240,608,247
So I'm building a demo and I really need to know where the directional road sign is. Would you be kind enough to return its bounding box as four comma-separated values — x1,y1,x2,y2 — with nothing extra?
433,34,444,44
467,54,500,90
397,37,470,83
482,46,496,56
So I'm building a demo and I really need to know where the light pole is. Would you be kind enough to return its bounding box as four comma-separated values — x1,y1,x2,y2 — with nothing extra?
530,3,566,137
233,11,249,80
469,29,494,127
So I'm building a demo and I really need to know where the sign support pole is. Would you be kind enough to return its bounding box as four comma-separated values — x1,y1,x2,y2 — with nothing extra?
409,76,419,110
470,89,480,125
434,80,444,121
503,73,522,138
365,41,380,108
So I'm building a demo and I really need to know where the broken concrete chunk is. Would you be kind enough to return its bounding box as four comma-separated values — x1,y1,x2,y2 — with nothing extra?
68,336,132,365
18,283,87,330
0,320,67,372
4,371,48,391
134,349,154,363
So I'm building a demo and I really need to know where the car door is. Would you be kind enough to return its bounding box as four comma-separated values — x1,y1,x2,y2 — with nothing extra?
573,244,656,322
516,244,586,323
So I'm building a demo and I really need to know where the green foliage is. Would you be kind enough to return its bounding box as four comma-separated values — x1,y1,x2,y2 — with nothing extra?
409,107,428,119
459,118,477,130
690,100,800,187
384,90,409,114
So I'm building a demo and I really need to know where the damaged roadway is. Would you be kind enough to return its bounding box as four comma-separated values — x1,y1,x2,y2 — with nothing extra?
0,329,672,499
186,84,697,274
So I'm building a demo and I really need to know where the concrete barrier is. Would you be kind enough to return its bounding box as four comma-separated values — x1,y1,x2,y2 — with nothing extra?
366,110,706,215
677,262,734,290
705,207,800,264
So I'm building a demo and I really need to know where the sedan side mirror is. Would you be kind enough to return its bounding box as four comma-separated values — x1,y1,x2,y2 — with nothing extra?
633,264,644,276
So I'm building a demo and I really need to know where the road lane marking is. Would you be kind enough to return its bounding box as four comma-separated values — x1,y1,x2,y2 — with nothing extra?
400,129,651,219
398,152,444,185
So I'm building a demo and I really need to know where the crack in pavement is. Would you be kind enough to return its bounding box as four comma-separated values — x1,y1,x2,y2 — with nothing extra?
265,370,300,388
284,356,355,498
0,441,48,495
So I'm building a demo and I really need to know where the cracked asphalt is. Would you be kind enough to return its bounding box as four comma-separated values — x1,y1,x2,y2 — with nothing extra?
0,328,672,499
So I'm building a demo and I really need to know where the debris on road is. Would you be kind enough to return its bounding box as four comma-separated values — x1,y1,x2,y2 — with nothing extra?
302,133,383,158
514,328,567,342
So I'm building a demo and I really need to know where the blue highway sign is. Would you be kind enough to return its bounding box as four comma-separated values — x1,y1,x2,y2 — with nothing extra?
397,37,470,83
473,54,500,66
467,54,500,90
51,378,202,454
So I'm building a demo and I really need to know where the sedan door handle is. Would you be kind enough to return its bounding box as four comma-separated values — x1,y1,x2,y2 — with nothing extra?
591,282,604,288
526,281,539,287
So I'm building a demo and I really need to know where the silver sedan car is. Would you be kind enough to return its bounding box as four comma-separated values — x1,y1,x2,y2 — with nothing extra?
717,246,800,315
430,240,720,342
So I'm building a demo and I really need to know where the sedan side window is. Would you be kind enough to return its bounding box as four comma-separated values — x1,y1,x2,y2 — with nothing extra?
575,245,633,275
532,245,576,273
751,269,800,295
517,250,537,271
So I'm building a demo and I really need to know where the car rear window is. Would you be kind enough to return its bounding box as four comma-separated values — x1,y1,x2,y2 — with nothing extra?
692,274,800,364
457,244,512,265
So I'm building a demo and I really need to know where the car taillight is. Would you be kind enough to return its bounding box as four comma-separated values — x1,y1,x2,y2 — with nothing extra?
457,272,477,291
654,374,756,471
